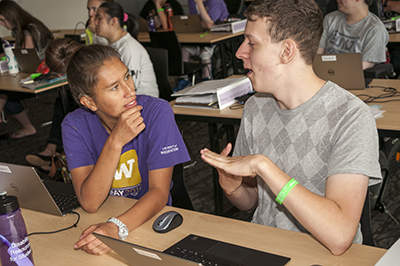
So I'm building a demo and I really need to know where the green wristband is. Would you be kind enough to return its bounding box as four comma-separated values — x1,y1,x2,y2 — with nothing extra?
275,178,298,205
157,8,165,12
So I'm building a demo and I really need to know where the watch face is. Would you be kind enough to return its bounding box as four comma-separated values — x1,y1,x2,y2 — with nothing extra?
120,227,129,239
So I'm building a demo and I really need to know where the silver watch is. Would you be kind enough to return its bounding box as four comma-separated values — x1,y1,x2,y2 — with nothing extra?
107,217,129,240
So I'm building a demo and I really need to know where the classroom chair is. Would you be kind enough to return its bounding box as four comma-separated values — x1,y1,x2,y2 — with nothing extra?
223,0,245,18
170,163,194,211
361,186,375,246
149,31,204,86
145,47,174,102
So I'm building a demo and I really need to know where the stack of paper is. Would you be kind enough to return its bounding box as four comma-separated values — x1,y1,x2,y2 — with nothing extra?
21,74,67,90
172,77,253,110
210,19,247,34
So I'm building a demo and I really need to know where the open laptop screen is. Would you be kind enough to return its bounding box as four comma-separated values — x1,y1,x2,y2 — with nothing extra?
313,53,366,90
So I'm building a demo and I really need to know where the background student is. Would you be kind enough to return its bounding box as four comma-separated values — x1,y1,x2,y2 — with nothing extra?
95,1,159,97
317,0,388,70
178,0,229,88
201,0,382,256
0,0,53,138
46,38,190,255
86,0,115,45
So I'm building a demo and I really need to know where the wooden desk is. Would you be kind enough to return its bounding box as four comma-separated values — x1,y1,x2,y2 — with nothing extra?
138,31,243,45
351,79,400,137
171,78,400,214
22,196,386,266
389,32,400,43
4,29,86,43
50,29,86,39
0,72,67,97
0,72,69,115
138,31,244,78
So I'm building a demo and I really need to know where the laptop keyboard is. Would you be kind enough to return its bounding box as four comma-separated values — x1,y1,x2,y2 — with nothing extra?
166,246,227,266
51,193,80,213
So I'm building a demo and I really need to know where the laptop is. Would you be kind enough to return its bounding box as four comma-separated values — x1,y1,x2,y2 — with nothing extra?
94,233,291,266
0,162,80,216
12,48,42,73
170,15,205,34
313,53,366,90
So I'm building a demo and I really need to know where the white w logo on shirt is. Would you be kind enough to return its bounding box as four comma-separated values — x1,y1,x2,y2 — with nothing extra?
114,159,136,180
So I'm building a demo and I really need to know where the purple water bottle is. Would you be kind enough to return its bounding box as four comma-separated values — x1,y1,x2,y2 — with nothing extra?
147,14,156,32
0,191,34,266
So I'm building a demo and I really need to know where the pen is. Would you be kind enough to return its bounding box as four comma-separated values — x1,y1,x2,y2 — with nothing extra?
391,15,400,20
200,32,209,37
30,73,41,80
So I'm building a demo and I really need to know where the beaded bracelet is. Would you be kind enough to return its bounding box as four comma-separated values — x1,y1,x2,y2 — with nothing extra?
157,8,165,12
275,178,298,205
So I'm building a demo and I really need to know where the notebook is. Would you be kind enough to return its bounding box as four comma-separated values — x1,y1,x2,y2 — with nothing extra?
170,15,205,34
12,48,42,73
0,162,80,216
313,53,366,90
94,233,291,266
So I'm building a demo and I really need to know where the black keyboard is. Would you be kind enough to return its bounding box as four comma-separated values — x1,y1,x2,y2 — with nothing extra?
51,193,80,213
166,246,227,266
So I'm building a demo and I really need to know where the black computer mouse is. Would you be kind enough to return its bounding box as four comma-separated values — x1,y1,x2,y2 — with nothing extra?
152,211,183,233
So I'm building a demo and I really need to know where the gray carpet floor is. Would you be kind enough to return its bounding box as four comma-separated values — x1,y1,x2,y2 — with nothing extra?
1,91,399,250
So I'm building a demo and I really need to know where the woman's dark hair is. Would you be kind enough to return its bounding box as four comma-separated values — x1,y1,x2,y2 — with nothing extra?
45,38,81,74
46,38,120,104
99,2,139,39
0,0,54,50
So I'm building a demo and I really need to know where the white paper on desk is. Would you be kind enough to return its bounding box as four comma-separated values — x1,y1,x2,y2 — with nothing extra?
20,76,33,84
172,77,253,109
374,237,400,266
175,94,217,105
370,106,385,119
210,19,247,33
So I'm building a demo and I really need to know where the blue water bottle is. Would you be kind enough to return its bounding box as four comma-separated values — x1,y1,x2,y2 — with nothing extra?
0,191,34,266
147,14,156,32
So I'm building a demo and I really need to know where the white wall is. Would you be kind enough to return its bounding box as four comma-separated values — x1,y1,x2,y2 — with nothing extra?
0,0,189,38
0,0,87,37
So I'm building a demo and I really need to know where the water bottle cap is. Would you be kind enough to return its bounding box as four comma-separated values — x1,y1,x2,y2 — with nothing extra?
0,191,20,214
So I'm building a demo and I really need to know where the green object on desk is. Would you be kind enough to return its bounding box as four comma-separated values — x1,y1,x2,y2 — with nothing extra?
200,32,209,37
30,73,41,79
0,57,5,61
391,15,400,21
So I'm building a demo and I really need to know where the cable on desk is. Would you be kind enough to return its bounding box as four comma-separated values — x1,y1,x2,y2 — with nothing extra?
1,72,23,78
28,211,80,236
359,86,400,103
74,22,86,35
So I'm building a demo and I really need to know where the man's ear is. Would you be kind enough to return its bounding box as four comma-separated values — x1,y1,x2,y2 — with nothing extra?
280,39,297,64
80,96,97,112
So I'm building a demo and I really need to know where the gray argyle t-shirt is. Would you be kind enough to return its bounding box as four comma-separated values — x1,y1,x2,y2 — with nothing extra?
319,11,388,63
233,81,382,241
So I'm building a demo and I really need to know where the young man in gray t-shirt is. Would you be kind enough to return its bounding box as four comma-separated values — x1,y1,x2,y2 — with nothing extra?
200,0,382,256
317,0,389,70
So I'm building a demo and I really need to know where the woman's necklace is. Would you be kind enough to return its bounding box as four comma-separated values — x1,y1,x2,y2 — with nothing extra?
98,117,112,133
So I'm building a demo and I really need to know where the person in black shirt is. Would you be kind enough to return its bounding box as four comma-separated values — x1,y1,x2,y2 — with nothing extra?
139,0,184,30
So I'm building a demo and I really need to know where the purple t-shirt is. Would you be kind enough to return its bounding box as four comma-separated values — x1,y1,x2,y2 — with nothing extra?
62,95,190,203
188,0,229,23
